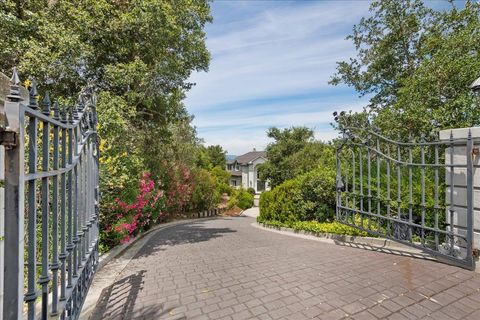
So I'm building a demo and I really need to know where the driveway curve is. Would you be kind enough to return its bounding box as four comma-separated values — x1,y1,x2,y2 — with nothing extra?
90,216,480,320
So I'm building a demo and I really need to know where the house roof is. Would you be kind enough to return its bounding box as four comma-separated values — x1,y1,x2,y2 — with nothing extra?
230,171,242,177
225,155,237,164
235,151,267,165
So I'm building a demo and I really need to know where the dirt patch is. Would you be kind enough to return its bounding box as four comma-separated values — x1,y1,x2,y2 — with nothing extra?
220,206,243,217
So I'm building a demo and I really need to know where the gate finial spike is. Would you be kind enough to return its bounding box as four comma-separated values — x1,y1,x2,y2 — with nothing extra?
42,91,51,115
60,106,67,123
10,67,20,85
7,67,22,102
53,100,60,120
29,80,39,110
68,106,74,124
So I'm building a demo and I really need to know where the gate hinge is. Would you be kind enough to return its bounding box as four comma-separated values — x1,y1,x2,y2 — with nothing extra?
0,127,17,149
473,248,480,259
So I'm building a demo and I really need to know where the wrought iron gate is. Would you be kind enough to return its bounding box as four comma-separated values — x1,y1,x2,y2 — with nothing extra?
335,121,476,270
1,69,100,319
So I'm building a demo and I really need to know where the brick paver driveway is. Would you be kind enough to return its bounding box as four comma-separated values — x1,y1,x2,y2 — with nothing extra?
90,217,480,320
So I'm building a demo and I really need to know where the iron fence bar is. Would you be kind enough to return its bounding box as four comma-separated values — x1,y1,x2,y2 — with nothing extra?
67,124,74,290
367,146,372,229
408,143,413,242
25,87,38,320
345,157,349,213
25,108,74,129
336,207,472,269
336,145,339,220
60,124,67,302
352,149,356,225
449,132,455,255
39,93,51,320
73,163,79,279
51,101,60,316
420,137,426,246
81,149,87,262
359,149,364,228
337,205,468,237
376,138,381,234
349,142,468,168
397,142,401,223
386,145,391,235
434,145,440,251
343,126,479,146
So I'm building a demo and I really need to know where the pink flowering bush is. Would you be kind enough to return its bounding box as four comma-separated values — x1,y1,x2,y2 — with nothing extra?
101,172,166,248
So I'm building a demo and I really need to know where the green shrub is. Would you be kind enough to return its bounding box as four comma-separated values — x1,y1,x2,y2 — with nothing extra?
228,188,254,210
258,165,336,224
191,169,218,211
247,187,256,195
256,216,375,237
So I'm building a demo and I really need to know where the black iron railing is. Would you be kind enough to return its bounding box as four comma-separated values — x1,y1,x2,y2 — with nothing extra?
1,69,100,320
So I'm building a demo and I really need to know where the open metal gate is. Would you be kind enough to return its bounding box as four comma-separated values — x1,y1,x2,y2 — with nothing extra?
1,69,100,319
335,122,476,270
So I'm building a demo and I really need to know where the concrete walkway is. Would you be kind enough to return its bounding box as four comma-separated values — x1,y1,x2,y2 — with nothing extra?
241,207,259,218
89,217,480,320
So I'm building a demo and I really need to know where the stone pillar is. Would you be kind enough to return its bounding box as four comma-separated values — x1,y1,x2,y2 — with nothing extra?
440,127,480,256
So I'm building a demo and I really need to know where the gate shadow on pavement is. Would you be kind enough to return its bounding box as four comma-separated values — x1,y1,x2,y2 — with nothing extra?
90,270,147,320
334,240,438,261
135,220,237,259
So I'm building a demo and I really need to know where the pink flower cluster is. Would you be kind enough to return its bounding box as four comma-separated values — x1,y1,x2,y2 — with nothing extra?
111,172,166,244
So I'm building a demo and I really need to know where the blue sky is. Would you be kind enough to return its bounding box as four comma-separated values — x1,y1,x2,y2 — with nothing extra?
185,0,372,155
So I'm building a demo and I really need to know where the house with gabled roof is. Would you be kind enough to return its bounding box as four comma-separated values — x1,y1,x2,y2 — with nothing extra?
226,149,270,193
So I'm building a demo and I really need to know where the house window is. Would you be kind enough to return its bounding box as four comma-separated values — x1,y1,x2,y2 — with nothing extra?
235,164,239,171
227,164,232,170
231,179,237,186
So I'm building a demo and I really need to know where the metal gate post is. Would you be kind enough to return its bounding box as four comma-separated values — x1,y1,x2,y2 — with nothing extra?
466,130,474,268
2,71,25,319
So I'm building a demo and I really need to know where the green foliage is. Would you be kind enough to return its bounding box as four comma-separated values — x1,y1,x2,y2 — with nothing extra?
210,166,233,195
247,187,256,195
197,145,227,169
0,0,217,251
228,189,254,210
331,0,480,137
259,165,336,223
191,169,218,212
256,217,373,237
259,127,335,187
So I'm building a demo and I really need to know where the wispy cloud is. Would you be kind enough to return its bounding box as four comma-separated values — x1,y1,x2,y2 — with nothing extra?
185,1,370,155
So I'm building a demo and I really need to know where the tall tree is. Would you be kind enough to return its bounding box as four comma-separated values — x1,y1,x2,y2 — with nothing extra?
197,145,227,169
259,127,318,187
331,0,480,138
0,0,212,202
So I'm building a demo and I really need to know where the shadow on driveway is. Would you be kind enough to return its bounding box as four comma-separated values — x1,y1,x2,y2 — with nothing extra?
135,219,237,259
90,270,147,319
